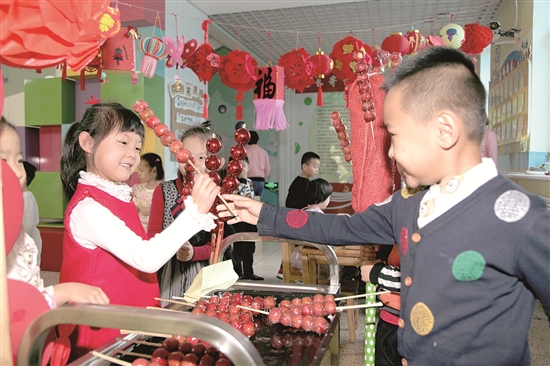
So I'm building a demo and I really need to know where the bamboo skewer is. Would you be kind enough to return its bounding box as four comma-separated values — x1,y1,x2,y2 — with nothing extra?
154,298,195,306
91,351,131,366
212,221,224,264
236,305,269,315
120,329,173,338
146,306,184,313
116,350,152,359
173,294,210,300
115,338,162,348
334,290,391,301
336,302,383,311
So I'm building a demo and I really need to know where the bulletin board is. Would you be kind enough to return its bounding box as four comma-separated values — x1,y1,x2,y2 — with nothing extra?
488,59,529,155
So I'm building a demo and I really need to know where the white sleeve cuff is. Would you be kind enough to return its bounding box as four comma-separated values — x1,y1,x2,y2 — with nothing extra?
183,196,217,231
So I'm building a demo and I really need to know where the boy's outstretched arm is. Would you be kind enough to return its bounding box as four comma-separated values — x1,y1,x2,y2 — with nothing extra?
219,194,263,225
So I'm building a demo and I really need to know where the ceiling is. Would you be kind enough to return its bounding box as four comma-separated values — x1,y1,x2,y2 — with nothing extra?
189,0,504,64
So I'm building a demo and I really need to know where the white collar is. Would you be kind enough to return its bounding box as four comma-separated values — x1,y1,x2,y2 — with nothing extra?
78,171,132,202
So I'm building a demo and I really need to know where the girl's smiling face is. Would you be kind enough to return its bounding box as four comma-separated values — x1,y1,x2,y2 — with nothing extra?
83,129,142,183
179,135,209,175
0,125,26,189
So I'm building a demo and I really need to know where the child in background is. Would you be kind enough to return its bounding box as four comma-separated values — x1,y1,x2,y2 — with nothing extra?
132,152,164,231
289,178,333,274
58,104,219,353
230,157,263,281
220,47,550,366
1,118,109,309
22,160,42,264
148,122,224,300
285,151,321,209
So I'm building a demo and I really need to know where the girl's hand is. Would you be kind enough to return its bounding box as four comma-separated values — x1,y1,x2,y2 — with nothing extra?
53,283,110,306
218,194,263,225
177,241,194,262
191,173,221,214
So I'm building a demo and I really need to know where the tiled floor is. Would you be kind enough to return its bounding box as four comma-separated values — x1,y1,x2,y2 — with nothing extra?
42,241,549,365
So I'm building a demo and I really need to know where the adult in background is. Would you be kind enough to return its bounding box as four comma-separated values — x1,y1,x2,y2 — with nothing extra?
245,129,270,199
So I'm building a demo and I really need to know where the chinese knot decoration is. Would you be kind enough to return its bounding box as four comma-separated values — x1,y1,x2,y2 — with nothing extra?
253,66,289,131
277,48,316,92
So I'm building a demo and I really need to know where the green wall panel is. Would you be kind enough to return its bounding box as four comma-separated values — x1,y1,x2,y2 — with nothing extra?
24,78,75,126
29,171,65,220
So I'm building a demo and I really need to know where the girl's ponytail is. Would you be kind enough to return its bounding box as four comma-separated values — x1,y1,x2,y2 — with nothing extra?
60,121,87,201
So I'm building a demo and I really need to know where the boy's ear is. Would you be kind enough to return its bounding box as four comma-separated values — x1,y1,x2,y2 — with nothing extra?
436,112,459,150
78,132,94,154
219,157,226,169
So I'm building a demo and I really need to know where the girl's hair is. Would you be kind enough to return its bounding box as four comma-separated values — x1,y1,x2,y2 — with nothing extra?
141,152,164,180
60,103,144,201
23,161,37,187
181,120,222,143
305,178,333,205
0,117,16,133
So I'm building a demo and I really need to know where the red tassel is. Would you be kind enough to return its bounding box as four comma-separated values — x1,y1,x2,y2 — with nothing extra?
203,92,208,119
236,104,243,120
61,62,67,82
80,69,85,91
317,84,323,106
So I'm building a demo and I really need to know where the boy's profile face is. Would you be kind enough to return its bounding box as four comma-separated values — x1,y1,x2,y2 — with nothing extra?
302,158,320,178
384,88,441,188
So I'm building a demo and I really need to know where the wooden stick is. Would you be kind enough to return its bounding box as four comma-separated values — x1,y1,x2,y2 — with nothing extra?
236,305,269,315
115,338,162,348
91,351,131,366
120,329,173,338
116,349,152,359
212,221,224,264
154,298,195,306
173,294,210,300
334,290,391,301
146,306,183,313
186,160,239,218
336,302,383,311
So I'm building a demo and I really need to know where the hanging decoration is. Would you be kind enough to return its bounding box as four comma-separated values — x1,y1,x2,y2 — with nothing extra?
218,49,258,120
102,28,136,72
0,0,119,71
253,66,288,131
140,36,167,78
405,29,427,55
371,46,391,73
438,23,466,49
381,33,409,55
309,33,334,106
459,23,494,55
330,35,371,82
278,48,316,92
426,35,446,47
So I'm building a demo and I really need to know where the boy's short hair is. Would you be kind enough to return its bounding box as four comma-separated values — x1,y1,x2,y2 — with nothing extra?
301,151,320,166
381,47,487,144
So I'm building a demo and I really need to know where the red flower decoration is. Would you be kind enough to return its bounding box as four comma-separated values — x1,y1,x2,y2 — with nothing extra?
188,43,220,82
330,36,372,82
218,50,258,92
0,0,118,71
459,23,494,55
278,48,316,92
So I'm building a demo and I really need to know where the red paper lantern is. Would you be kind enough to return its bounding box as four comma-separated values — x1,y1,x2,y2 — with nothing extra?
459,23,494,55
329,36,372,82
381,33,409,55
310,50,334,106
253,66,288,130
278,48,316,92
219,50,258,120
405,30,427,54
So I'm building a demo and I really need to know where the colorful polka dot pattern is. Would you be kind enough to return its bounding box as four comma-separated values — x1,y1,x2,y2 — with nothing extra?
494,190,530,223
285,210,308,228
400,227,408,256
410,302,434,336
364,283,377,366
452,250,486,281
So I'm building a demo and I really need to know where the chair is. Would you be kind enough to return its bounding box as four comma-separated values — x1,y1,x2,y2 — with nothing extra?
281,242,304,283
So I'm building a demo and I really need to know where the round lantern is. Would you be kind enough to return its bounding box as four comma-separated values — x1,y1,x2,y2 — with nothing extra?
330,36,372,82
438,23,466,49
381,33,409,55
405,30,427,54
310,50,334,106
459,23,494,55
140,36,167,78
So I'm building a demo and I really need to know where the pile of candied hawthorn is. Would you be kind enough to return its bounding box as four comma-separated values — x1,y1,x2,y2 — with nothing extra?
131,336,233,366
191,292,334,337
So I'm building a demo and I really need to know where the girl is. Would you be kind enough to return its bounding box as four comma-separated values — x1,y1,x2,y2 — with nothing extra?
290,178,333,273
148,122,224,301
0,118,109,308
58,104,219,353
132,152,164,231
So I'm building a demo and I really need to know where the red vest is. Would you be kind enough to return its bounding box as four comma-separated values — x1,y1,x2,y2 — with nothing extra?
60,184,160,353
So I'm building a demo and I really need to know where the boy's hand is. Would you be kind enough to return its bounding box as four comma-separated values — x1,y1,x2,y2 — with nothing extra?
218,194,263,225
192,173,221,214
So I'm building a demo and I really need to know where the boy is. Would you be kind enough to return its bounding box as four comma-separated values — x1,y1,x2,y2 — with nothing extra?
285,151,321,209
220,47,550,366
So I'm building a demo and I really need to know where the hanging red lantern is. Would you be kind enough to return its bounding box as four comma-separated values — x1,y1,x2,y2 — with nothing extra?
381,33,409,55
253,66,288,131
459,23,494,55
310,48,334,106
278,48,316,92
405,29,427,55
218,49,258,120
330,36,372,82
